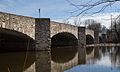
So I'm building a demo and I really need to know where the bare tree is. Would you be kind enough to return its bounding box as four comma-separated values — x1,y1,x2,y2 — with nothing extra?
112,15,120,42
84,19,102,32
66,0,120,16
73,17,82,26
105,15,120,43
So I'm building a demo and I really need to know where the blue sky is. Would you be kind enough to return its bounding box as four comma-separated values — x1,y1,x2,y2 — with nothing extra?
0,0,75,19
0,0,120,27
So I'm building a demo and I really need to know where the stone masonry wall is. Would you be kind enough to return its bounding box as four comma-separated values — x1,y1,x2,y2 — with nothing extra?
35,18,51,72
0,12,35,39
86,29,94,38
78,27,86,64
94,31,100,57
50,21,78,38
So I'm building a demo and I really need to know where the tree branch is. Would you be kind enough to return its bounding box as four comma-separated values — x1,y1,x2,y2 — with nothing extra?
66,0,120,16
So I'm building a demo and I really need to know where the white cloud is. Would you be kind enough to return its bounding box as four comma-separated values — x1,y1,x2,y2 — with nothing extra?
53,12,120,28
80,12,120,28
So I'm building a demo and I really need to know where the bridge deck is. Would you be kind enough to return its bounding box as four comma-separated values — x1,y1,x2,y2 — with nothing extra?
86,43,120,47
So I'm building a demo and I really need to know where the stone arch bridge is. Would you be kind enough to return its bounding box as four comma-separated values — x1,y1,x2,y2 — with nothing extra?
0,12,96,72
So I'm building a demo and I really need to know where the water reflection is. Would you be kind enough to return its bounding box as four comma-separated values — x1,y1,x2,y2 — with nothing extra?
111,47,120,67
0,52,35,72
95,52,112,66
0,29,35,72
65,47,120,72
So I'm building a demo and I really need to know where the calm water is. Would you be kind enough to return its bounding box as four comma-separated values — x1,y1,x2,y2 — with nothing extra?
65,47,120,72
1,47,120,72
0,52,35,72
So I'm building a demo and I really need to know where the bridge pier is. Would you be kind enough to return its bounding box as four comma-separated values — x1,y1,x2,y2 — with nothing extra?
94,31,100,57
0,34,1,47
78,27,86,64
35,18,51,72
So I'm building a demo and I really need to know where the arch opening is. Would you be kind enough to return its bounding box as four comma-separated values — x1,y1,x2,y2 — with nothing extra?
86,35,94,54
0,28,35,72
51,32,78,63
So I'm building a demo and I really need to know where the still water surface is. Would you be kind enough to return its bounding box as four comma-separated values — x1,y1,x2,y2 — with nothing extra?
0,52,35,72
0,47,120,72
65,47,120,72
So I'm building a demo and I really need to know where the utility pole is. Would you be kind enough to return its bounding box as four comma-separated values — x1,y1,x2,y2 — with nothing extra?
39,8,41,18
111,14,113,30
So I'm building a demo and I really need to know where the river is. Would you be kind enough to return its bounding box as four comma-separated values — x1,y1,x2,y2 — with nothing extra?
65,47,120,72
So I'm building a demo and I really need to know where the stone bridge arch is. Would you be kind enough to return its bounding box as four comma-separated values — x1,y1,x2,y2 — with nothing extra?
0,28,35,72
86,29,94,39
51,32,78,63
50,21,79,72
0,12,36,72
86,34,94,45
0,28,35,51
50,21,78,38
85,29,94,57
0,12,35,39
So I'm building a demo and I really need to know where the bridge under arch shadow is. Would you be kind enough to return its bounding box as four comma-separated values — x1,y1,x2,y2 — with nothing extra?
51,32,78,63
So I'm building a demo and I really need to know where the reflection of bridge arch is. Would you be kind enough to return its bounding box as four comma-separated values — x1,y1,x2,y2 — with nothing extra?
86,34,94,55
0,28,35,72
51,32,78,63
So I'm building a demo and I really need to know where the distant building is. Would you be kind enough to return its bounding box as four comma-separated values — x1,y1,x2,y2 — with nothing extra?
99,26,107,43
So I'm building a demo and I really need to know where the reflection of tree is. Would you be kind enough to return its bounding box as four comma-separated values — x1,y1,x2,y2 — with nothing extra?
111,47,120,67
84,19,102,32
115,48,120,66
113,15,120,42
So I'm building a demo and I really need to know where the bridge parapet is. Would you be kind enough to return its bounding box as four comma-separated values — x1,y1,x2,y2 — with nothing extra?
0,12,35,39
